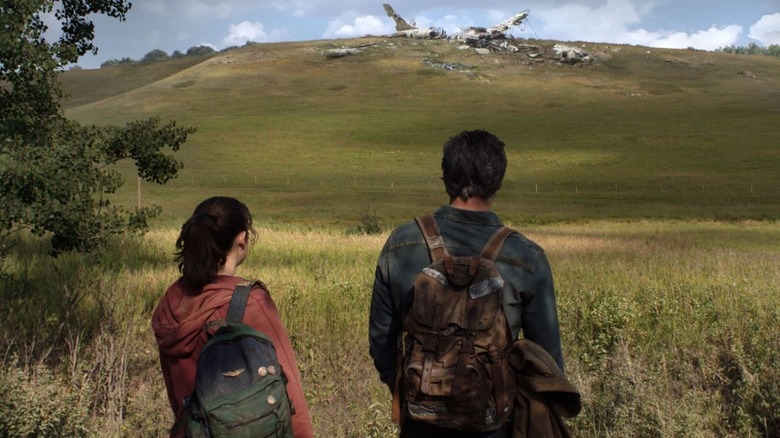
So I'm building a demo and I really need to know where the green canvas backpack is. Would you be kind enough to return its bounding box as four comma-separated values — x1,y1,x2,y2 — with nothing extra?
180,281,294,438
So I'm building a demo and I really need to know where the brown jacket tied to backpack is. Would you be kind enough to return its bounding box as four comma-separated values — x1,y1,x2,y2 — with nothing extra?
392,214,581,436
509,339,581,438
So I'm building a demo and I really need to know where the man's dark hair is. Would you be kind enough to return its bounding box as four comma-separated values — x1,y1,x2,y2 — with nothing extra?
441,130,507,202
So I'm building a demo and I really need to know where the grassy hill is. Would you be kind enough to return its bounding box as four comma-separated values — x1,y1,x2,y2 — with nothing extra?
60,38,780,227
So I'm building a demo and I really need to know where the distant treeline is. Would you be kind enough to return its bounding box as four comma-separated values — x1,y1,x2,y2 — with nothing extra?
99,43,251,68
716,42,780,56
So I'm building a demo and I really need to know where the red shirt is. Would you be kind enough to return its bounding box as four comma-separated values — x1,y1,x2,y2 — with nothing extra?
152,275,314,438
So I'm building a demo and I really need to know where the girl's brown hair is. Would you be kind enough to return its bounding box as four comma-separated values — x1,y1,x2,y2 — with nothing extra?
174,196,255,292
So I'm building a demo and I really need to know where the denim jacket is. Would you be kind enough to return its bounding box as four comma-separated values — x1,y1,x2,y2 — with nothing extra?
369,205,564,391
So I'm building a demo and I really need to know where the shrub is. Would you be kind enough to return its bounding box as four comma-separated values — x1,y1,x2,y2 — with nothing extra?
141,49,170,63
0,359,90,437
350,208,382,235
186,45,216,56
100,57,136,68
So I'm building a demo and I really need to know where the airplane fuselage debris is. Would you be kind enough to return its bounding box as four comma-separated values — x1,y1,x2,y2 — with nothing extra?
323,48,362,59
392,28,446,39
553,44,594,64
320,5,598,65
383,4,446,39
454,11,529,43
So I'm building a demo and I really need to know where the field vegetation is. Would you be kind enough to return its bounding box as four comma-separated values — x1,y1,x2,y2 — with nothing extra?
2,222,778,436
2,38,779,436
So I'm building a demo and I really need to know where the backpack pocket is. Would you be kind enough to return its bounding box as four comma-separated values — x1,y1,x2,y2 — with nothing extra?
187,327,295,438
202,375,292,437
403,339,498,430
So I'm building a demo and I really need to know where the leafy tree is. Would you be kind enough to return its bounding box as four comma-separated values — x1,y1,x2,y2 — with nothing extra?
0,0,195,255
100,56,136,67
717,43,780,57
141,48,170,63
186,45,216,56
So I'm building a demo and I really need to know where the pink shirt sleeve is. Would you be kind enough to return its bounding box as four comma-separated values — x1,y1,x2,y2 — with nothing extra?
241,286,314,438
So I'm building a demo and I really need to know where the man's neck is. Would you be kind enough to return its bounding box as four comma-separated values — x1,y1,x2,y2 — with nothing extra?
450,196,491,212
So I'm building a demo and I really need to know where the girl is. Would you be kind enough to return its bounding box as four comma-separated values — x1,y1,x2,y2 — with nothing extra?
152,196,313,437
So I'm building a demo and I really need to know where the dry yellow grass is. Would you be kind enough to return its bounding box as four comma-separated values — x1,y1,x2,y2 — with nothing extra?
2,220,778,436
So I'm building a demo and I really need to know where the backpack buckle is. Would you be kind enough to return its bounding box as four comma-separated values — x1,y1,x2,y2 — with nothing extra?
202,319,227,334
423,334,438,353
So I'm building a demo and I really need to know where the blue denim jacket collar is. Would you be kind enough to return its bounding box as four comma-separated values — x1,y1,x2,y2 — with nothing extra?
433,205,504,227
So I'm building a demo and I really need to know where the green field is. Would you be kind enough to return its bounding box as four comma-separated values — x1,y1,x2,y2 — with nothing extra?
1,38,779,437
60,38,780,225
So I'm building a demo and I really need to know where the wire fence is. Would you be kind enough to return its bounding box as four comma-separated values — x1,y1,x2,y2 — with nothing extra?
150,174,775,196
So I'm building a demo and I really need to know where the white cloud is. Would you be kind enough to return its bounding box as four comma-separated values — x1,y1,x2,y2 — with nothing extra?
748,13,780,45
649,25,742,50
536,0,641,43
413,13,473,37
323,15,392,38
223,21,281,46
534,0,742,50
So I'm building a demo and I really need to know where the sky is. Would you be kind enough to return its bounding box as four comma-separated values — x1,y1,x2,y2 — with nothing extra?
62,0,780,69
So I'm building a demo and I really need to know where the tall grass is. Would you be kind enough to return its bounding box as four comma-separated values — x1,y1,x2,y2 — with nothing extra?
1,220,778,436
542,221,780,436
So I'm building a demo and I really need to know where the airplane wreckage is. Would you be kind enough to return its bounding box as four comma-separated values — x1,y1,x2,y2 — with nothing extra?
383,4,446,39
383,3,528,45
322,4,596,65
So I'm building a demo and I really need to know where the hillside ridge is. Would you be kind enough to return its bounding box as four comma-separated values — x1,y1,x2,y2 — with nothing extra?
61,37,780,109
60,37,780,225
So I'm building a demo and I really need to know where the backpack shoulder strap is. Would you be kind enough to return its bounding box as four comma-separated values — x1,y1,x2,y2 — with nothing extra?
415,214,449,263
479,227,516,261
226,281,260,324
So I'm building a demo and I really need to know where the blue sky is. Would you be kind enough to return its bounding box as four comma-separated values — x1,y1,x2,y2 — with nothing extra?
63,0,780,69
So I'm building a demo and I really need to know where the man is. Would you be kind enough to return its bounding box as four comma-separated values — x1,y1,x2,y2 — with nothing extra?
369,130,564,437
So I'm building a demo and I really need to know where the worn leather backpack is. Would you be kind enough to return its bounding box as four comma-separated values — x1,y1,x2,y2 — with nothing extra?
394,214,517,431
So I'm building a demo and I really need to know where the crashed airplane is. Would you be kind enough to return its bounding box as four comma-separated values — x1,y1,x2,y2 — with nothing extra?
381,4,529,44
382,4,446,38
455,11,529,43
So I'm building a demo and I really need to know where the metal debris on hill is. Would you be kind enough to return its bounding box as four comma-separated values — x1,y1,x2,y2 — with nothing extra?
323,48,361,59
458,40,597,65
320,38,598,67
423,58,474,72
319,6,598,65
322,43,377,59
453,11,529,43
552,44,595,64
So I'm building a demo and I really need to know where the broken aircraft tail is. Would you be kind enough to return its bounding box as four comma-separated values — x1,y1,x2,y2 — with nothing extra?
383,3,415,31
